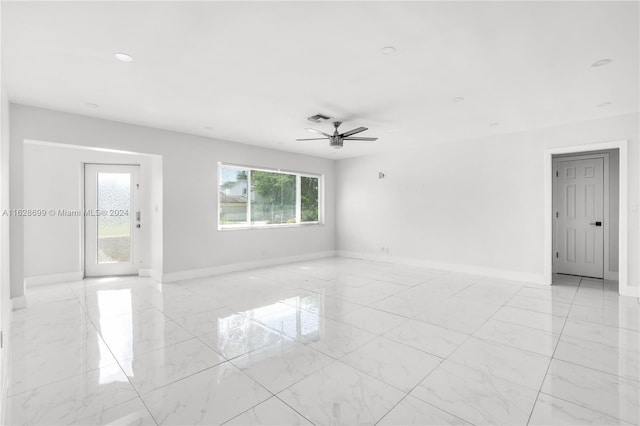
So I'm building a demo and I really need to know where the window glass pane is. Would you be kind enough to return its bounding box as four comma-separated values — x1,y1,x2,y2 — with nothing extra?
301,176,319,222
97,173,131,263
218,164,321,228
250,170,296,224
219,168,248,225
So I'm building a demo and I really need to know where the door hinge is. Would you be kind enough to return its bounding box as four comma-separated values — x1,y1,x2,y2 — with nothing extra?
555,171,558,177
556,211,558,218
556,252,559,259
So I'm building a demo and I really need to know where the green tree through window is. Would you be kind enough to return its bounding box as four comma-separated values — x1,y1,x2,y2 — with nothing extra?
251,171,296,224
301,176,319,222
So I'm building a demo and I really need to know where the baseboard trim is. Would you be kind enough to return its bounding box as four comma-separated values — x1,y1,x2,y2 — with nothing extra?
138,269,152,277
150,269,163,282
24,271,83,288
620,285,640,298
336,251,545,285
161,251,336,283
11,295,26,311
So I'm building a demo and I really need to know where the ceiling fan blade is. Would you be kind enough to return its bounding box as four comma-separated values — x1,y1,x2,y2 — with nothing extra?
340,127,368,137
306,128,331,137
343,137,378,141
296,138,328,141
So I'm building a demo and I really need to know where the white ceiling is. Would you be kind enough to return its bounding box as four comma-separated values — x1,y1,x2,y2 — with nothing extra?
3,1,639,159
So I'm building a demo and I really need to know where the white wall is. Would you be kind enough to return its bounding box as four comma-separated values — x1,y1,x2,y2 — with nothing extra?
10,104,336,297
0,2,11,421
1,56,10,322
336,113,639,291
22,142,157,280
0,78,7,426
149,155,163,279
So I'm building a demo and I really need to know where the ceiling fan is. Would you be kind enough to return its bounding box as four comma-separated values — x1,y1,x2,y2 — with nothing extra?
296,121,378,149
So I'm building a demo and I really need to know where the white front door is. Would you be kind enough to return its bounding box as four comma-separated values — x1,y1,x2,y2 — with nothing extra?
554,158,604,278
85,164,140,277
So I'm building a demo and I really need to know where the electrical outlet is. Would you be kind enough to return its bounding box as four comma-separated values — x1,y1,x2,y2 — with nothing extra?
378,172,386,179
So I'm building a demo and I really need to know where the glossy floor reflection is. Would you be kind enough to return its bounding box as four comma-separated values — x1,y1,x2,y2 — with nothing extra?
5,258,639,425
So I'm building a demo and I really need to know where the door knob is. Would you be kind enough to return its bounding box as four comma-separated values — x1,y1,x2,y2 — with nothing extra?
589,221,602,226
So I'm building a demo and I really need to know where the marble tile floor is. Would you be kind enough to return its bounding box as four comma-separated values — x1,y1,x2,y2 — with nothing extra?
4,257,639,425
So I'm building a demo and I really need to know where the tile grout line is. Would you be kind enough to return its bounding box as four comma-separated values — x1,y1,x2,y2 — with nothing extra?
522,275,637,425
76,281,266,424
253,276,527,425
248,276,471,425
273,394,318,426
533,389,633,425
543,279,640,408
374,282,524,425
75,284,161,426
537,276,638,423
4,299,95,399
239,292,459,421
215,320,349,425
524,276,580,425
371,357,470,426
99,301,312,424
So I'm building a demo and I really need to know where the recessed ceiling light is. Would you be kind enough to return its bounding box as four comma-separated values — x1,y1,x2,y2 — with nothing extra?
452,97,465,102
381,46,397,55
597,101,613,107
114,52,134,62
591,58,612,67
489,122,499,127
84,102,99,108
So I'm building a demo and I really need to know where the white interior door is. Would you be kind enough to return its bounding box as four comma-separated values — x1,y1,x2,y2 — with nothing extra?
555,158,604,278
85,164,140,277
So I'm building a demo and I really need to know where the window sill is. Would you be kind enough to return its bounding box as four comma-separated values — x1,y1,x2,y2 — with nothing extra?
218,222,323,231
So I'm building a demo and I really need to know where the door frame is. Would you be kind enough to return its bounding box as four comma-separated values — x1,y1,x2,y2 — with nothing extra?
82,162,141,277
552,153,609,279
544,140,629,296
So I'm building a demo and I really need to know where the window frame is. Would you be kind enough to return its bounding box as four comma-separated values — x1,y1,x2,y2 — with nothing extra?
218,162,324,230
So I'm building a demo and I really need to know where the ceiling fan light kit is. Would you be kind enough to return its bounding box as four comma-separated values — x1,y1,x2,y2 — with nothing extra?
297,121,378,149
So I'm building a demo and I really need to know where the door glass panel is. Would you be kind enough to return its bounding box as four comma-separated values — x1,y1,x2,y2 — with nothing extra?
97,172,131,263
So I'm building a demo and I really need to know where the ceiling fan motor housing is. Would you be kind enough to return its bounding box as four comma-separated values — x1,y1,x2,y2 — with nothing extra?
330,135,343,149
296,120,375,148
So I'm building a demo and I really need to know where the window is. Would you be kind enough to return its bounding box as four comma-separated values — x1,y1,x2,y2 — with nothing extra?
219,164,322,229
